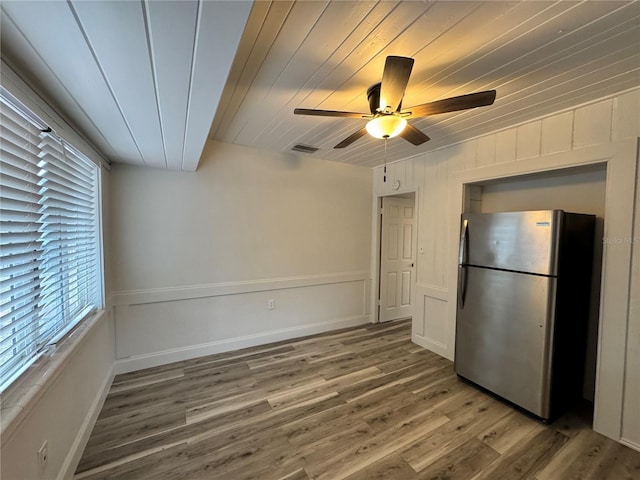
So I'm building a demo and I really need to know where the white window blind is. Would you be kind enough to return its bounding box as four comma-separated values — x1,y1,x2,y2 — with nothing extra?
0,89,101,391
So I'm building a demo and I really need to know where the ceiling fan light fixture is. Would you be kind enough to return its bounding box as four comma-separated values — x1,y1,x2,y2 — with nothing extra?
294,56,495,149
365,115,407,139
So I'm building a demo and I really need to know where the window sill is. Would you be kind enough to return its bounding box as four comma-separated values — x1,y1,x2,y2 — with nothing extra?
0,309,107,443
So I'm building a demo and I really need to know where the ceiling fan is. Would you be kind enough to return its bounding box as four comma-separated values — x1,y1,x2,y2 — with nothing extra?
294,56,496,149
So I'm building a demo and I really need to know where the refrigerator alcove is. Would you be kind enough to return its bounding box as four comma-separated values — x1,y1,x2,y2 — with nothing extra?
454,210,595,420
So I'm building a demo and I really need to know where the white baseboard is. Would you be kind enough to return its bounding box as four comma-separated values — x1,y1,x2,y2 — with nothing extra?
620,438,640,453
115,315,371,374
411,333,451,361
58,364,115,480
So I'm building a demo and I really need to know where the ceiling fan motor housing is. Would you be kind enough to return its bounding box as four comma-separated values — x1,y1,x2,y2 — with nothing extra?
367,83,381,114
367,82,403,115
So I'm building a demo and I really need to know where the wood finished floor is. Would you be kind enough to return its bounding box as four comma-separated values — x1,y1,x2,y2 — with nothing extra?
75,320,640,480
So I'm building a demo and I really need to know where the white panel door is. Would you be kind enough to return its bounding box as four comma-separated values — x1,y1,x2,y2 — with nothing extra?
380,197,416,322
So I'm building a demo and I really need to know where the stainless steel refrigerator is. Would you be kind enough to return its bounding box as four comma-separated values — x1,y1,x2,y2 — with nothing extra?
454,210,595,420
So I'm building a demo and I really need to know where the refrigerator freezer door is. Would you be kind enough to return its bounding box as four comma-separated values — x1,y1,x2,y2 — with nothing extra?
455,266,556,418
462,210,562,275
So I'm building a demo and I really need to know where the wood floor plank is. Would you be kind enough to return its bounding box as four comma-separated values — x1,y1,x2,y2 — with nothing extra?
83,404,186,454
184,392,346,453
277,468,310,480
111,362,185,385
472,428,569,480
431,384,489,420
296,419,376,470
313,349,389,381
399,396,511,471
183,360,251,382
183,345,297,370
220,455,308,480
75,442,189,480
108,366,185,394
75,319,640,480
96,376,200,420
341,322,412,345
415,437,500,480
376,348,445,373
363,386,471,436
280,384,412,446
253,360,324,395
247,349,319,370
592,442,640,480
267,366,381,410
303,409,449,480
337,371,408,402
404,362,455,394
77,399,270,474
186,396,272,425
185,432,302,479
412,374,465,404
478,408,545,454
535,427,640,480
343,452,419,480
89,400,184,441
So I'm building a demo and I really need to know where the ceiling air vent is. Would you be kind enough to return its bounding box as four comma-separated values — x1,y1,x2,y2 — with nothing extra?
291,144,319,154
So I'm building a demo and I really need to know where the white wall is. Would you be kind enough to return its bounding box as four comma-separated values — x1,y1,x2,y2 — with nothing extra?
478,167,607,216
372,88,640,448
0,312,115,480
111,141,373,372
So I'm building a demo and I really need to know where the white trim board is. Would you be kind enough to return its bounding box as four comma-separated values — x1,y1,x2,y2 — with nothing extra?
58,363,114,480
620,439,640,454
113,271,370,306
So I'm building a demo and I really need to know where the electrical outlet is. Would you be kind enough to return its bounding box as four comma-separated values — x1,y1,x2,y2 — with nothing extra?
268,299,276,310
37,440,48,469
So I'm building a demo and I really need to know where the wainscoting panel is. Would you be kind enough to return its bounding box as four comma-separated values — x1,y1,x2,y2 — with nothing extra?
114,272,371,373
412,284,450,359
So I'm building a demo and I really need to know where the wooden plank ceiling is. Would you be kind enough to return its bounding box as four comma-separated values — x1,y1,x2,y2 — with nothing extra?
212,0,640,167
1,1,638,170
0,0,252,171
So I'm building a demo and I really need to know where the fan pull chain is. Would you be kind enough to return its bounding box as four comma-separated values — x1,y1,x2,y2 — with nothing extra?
383,138,387,183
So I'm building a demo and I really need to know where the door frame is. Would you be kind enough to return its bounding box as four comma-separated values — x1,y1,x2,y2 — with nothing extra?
371,187,419,323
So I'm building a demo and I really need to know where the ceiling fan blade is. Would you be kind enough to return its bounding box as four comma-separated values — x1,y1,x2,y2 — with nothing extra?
294,108,368,118
379,56,414,112
400,123,430,146
406,90,496,117
334,127,368,149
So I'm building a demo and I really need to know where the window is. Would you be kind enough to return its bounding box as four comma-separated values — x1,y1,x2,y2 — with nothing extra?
0,87,102,391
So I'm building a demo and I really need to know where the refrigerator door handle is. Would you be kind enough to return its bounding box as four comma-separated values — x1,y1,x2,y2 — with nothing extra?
458,219,469,308
458,265,468,308
458,219,468,265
